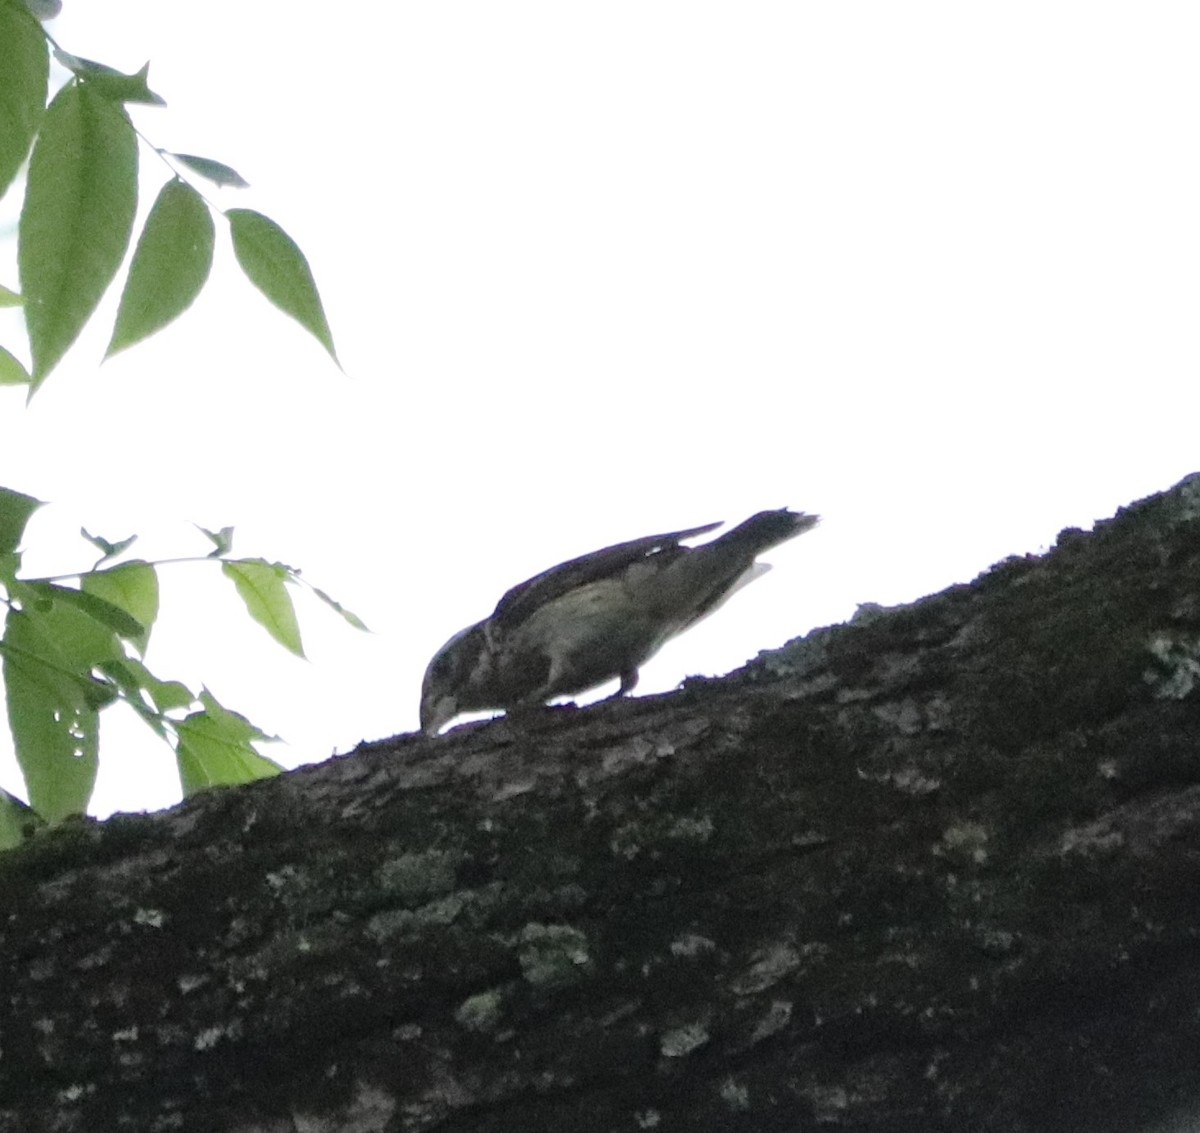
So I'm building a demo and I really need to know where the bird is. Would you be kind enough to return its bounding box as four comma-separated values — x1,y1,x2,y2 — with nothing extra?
419,508,819,734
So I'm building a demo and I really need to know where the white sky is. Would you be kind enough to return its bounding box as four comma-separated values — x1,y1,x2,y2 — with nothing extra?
1,2,1198,818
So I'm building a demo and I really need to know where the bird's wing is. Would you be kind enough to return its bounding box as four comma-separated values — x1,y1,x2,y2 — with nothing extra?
490,520,723,634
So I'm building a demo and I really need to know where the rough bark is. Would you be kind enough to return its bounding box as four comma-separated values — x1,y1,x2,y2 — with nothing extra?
4,476,1200,1133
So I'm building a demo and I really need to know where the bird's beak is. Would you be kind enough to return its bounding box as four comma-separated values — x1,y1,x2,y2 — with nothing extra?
420,695,458,736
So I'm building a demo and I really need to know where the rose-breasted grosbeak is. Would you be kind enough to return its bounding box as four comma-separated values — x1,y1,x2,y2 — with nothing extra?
420,508,818,733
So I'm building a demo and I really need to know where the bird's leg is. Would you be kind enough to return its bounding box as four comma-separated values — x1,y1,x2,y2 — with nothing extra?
615,668,640,697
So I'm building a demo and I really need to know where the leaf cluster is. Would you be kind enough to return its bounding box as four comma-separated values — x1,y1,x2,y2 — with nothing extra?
0,3,362,848
0,0,338,393
0,489,367,849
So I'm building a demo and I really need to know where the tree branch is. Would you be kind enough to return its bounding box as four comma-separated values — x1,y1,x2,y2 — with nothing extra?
3,474,1200,1133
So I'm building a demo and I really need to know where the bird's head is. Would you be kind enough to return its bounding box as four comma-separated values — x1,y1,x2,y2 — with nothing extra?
419,621,491,735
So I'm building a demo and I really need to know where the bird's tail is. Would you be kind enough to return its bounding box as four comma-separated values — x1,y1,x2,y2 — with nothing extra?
714,508,820,555
650,508,819,635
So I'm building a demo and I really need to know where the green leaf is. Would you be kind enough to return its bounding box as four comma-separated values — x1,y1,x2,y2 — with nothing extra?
21,0,60,19
168,152,248,189
2,593,123,821
0,785,44,852
96,656,194,718
228,209,338,365
106,179,215,358
0,345,31,385
0,552,20,587
196,523,234,557
23,579,145,641
127,660,194,713
52,51,166,106
175,689,281,796
222,558,305,657
0,486,42,558
19,82,138,389
311,585,369,632
80,527,137,564
0,284,23,307
81,560,159,655
0,0,48,199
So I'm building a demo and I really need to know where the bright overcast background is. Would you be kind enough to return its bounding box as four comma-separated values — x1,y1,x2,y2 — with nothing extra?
1,2,1198,817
